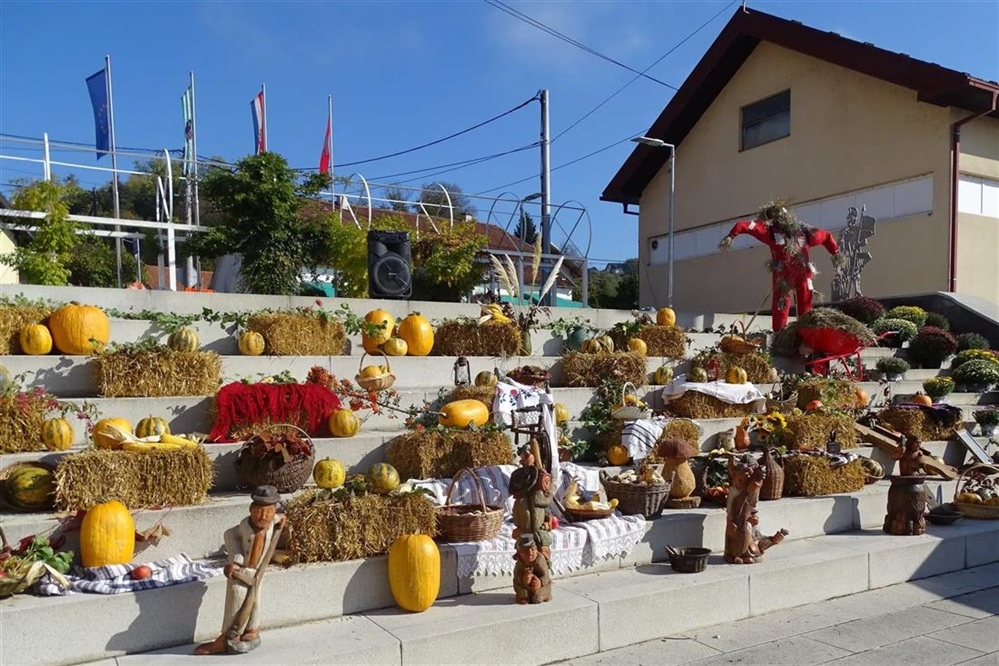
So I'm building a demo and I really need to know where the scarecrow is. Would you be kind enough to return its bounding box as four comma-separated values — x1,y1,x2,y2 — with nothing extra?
719,204,844,332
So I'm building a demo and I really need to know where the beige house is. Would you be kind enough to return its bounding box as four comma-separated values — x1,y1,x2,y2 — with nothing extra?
602,8,999,315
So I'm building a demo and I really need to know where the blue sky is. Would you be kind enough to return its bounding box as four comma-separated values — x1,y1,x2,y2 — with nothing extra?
1,0,997,268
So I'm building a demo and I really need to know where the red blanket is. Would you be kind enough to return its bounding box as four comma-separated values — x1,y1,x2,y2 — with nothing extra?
209,382,341,442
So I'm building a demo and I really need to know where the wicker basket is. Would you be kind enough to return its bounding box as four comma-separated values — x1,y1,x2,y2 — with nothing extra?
355,351,396,392
600,471,670,518
953,464,999,520
234,424,315,493
665,546,711,573
564,505,616,522
436,468,505,542
611,382,650,421
506,365,551,388
0,461,57,512
759,448,784,501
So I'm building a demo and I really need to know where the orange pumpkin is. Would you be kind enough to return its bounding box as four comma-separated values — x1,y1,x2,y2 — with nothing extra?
911,393,933,407
48,302,111,355
397,313,435,356
606,443,630,466
854,388,870,407
805,400,824,412
92,418,132,449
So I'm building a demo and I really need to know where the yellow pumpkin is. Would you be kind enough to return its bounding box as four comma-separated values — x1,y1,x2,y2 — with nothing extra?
606,443,631,466
313,458,347,489
554,403,570,424
362,310,395,353
957,492,983,505
48,302,111,355
167,327,199,352
92,418,132,450
382,337,409,356
438,399,490,429
135,416,170,439
359,365,385,380
627,338,648,355
80,500,135,568
726,367,749,384
398,313,435,356
656,307,677,327
388,534,441,612
654,365,674,385
367,463,401,494
474,371,498,387
19,324,53,355
238,330,266,356
42,417,74,451
329,409,361,438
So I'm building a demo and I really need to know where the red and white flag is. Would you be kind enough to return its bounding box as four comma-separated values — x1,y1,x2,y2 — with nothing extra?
319,115,332,175
250,88,266,154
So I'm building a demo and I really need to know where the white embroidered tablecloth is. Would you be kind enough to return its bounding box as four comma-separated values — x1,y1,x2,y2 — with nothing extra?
662,375,767,412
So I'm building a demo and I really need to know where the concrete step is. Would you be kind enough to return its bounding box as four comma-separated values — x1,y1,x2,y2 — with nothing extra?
12,517,996,666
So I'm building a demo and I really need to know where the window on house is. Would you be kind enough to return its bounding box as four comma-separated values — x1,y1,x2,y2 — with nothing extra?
741,91,790,150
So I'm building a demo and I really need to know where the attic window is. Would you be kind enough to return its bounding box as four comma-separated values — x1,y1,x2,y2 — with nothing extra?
741,90,790,150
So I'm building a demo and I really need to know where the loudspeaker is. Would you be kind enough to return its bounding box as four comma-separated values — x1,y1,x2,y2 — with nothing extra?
367,230,412,299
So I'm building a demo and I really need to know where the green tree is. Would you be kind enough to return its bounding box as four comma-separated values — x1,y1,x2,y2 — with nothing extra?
189,152,330,295
513,210,537,245
67,235,141,288
381,184,410,212
413,181,476,220
1,180,81,285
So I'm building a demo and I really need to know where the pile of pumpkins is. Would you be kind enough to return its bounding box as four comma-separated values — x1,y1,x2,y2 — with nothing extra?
361,310,435,357
312,458,402,495
16,302,112,356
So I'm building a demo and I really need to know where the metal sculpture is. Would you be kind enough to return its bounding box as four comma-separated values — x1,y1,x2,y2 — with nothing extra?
831,205,877,302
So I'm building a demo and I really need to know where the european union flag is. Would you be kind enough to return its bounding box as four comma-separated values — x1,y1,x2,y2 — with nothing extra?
86,67,110,159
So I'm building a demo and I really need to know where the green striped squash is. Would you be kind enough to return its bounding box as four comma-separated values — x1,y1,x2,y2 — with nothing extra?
6,466,56,511
42,417,74,451
135,416,170,439
167,328,200,352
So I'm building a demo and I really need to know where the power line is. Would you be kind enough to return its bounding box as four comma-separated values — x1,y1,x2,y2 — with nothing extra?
484,0,675,89
371,142,539,182
552,0,737,142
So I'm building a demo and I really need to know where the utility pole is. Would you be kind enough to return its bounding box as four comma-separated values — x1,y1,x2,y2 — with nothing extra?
539,89,553,307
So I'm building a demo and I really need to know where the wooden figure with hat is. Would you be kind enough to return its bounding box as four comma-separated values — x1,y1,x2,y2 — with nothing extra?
508,437,556,603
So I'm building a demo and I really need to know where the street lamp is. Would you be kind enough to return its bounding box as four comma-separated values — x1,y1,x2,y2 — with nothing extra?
632,136,676,308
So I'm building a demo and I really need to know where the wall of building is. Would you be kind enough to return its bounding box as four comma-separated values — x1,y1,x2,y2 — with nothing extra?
0,230,18,285
637,41,954,312
955,114,999,304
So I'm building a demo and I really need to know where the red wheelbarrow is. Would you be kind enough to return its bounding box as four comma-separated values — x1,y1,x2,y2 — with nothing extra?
797,327,889,380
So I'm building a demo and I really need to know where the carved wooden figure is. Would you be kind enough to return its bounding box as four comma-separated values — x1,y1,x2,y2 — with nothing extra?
512,533,552,604
724,455,787,564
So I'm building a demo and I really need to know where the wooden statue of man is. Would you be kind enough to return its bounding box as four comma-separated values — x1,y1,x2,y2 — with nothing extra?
195,485,285,656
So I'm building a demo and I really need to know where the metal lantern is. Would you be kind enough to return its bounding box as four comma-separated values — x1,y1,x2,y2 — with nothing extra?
453,356,471,386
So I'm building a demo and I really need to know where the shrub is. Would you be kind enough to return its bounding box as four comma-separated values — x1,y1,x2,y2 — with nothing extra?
908,326,957,367
951,349,999,369
973,406,999,426
67,235,141,288
922,376,955,399
885,306,928,327
875,357,910,376
952,359,999,389
956,332,990,352
837,297,885,325
872,318,918,345
924,312,950,331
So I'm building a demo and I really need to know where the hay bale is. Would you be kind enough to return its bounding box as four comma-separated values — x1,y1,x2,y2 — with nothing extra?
796,378,861,411
93,348,221,398
637,325,687,359
770,322,801,358
662,419,702,450
0,304,53,355
446,386,496,405
54,448,214,510
877,407,961,441
666,391,756,419
286,491,436,563
434,320,520,357
561,351,646,387
692,351,773,384
0,392,47,454
786,412,857,450
783,456,865,496
385,429,514,481
247,313,347,356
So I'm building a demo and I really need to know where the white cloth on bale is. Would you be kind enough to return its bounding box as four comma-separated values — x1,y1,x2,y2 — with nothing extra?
662,375,767,412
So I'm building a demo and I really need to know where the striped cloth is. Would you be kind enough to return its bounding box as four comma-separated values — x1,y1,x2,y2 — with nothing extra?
622,416,669,461
35,554,222,596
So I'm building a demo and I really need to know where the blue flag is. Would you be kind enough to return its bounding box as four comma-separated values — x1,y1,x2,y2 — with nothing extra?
86,67,110,159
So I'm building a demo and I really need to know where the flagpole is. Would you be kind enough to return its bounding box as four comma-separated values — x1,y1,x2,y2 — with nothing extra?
191,71,200,227
328,94,334,206
261,83,267,151
105,54,123,287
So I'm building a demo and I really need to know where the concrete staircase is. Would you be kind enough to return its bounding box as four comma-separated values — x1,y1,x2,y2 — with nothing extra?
1,285,997,666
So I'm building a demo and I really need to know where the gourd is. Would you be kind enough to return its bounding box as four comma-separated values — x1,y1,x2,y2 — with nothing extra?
367,463,401,494
387,534,440,612
48,302,111,355
627,338,648,355
688,367,709,383
606,444,630,466
329,409,361,438
19,324,53,355
6,465,56,510
382,338,408,357
597,335,615,353
725,367,748,384
238,330,266,356
397,314,434,356
665,459,696,499
438,399,489,429
92,418,133,449
656,307,677,327
362,310,395,353
313,458,347,489
474,371,498,387
135,416,170,439
911,393,933,407
805,400,824,412
42,417,74,451
554,403,569,424
0,364,11,392
80,500,135,567
580,338,602,354
167,328,199,352
854,388,870,407
654,365,674,385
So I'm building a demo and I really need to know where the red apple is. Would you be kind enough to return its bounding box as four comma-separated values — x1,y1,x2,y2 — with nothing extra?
131,565,152,581
550,516,559,530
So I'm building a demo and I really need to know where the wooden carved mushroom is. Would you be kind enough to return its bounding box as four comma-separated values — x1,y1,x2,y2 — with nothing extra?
656,438,698,499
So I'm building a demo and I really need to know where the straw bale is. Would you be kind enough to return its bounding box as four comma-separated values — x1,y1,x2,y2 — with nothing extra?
786,412,857,450
0,392,48,454
783,456,865,496
247,314,347,356
0,305,53,355
666,391,756,419
385,429,514,481
54,448,214,510
561,351,646,387
770,322,801,358
693,351,773,384
877,407,961,441
598,421,624,450
796,378,861,411
446,386,497,405
636,325,687,359
286,491,436,563
661,418,702,450
434,320,520,357
93,349,221,398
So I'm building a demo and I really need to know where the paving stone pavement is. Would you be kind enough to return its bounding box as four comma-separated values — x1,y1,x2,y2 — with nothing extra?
562,565,999,666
